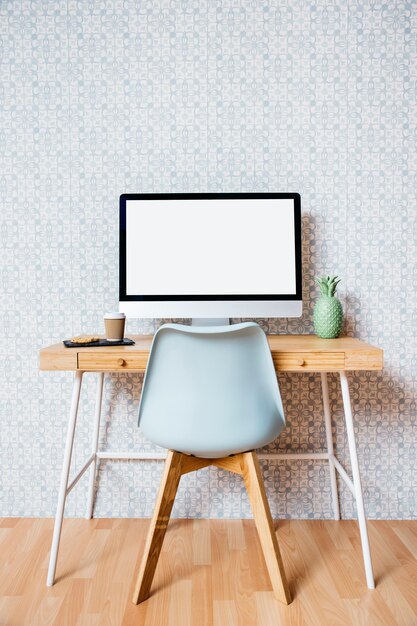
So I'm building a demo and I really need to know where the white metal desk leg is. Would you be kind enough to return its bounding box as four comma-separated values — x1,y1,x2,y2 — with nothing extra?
86,372,104,518
339,372,375,589
321,373,340,520
47,371,83,586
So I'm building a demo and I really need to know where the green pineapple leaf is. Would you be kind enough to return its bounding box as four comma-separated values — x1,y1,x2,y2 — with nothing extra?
316,275,341,297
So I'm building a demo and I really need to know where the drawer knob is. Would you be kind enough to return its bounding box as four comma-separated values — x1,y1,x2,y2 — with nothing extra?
117,358,126,366
296,359,305,366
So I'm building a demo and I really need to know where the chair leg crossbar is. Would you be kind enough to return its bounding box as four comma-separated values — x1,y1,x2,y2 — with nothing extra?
132,450,291,605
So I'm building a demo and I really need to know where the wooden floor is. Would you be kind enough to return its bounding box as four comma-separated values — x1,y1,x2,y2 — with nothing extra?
0,518,416,626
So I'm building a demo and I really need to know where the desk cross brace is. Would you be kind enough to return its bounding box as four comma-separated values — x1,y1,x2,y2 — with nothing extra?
46,370,375,591
64,452,355,500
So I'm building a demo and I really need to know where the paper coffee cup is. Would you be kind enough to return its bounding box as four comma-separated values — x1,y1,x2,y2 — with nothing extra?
104,312,126,342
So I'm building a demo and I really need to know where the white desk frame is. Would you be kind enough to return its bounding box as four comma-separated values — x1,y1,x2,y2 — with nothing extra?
46,369,375,590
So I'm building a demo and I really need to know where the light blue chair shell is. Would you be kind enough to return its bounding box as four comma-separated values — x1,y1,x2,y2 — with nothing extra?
138,322,285,458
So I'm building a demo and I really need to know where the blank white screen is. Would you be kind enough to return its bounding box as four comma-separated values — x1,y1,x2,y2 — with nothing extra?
126,198,296,296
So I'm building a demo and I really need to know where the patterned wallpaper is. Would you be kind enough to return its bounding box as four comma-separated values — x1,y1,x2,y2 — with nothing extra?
1,0,416,520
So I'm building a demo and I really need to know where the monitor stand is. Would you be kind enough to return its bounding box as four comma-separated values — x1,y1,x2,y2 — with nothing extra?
191,318,230,327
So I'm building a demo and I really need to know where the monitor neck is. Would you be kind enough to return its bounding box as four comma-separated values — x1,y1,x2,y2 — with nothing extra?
191,318,230,327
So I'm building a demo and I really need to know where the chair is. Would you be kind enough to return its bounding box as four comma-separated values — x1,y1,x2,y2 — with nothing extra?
132,322,291,605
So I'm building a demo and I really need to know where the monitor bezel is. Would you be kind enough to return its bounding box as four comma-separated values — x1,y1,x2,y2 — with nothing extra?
119,192,302,302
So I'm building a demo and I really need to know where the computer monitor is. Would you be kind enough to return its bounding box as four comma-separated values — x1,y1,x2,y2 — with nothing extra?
119,193,302,322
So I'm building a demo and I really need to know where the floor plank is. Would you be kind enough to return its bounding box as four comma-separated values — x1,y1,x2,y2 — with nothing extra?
0,518,416,626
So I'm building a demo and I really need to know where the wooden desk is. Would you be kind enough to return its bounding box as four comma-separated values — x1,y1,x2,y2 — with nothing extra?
40,334,383,372
40,334,383,591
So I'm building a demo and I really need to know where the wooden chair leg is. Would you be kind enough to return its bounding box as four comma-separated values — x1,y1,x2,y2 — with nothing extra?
132,450,184,604
132,450,291,606
241,451,291,604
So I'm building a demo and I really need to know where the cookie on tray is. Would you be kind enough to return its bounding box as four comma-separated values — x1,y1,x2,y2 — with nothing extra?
70,335,100,344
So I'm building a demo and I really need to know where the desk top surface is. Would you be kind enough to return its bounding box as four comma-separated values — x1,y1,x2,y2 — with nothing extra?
39,334,383,373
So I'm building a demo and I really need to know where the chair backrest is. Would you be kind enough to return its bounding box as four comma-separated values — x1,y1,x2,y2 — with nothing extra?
138,322,285,458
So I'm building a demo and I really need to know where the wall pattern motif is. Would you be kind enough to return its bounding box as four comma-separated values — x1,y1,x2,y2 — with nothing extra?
1,0,416,519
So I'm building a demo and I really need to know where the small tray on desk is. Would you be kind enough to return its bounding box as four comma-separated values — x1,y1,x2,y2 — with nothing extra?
63,338,135,348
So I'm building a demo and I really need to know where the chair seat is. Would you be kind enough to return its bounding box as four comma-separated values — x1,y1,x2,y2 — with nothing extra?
175,445,253,459
138,322,286,457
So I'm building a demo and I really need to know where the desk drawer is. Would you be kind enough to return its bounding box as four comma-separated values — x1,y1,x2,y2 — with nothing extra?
78,352,148,371
273,352,345,372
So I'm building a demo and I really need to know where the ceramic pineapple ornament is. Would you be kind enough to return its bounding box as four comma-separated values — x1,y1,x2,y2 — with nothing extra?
313,275,343,338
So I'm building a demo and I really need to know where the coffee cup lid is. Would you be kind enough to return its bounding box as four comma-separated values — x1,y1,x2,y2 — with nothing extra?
104,312,126,319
